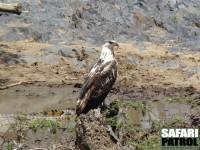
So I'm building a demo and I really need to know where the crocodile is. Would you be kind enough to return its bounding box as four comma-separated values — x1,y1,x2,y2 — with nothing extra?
0,108,76,127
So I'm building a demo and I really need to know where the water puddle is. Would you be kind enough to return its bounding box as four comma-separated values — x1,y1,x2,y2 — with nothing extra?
126,101,191,129
0,84,192,130
0,84,78,114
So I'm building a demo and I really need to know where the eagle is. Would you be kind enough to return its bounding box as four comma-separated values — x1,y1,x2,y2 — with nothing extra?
76,41,119,116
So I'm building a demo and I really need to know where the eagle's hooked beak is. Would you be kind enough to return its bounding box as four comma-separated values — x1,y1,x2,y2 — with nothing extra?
107,40,119,49
114,43,119,49
115,43,119,47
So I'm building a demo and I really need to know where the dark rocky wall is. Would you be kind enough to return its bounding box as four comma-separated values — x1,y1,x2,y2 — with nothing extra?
0,0,199,51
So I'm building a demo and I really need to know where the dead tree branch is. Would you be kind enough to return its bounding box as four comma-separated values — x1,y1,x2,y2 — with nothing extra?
0,3,22,14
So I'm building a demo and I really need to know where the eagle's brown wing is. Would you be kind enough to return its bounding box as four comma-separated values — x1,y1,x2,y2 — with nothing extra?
76,60,117,115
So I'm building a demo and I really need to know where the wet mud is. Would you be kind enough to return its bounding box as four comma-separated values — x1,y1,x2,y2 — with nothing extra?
0,40,200,149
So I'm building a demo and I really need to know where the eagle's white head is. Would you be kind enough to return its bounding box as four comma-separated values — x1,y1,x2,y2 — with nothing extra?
100,40,119,62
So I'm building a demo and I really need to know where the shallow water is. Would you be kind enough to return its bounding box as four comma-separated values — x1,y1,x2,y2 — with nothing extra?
126,101,191,129
0,84,191,129
0,84,77,114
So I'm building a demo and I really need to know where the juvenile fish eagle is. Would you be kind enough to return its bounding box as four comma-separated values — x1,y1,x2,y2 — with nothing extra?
76,41,119,116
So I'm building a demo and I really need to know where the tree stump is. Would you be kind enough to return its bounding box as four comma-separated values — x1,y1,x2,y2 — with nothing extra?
75,114,118,150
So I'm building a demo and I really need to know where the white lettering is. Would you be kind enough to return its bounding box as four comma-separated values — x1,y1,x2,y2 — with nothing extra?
195,129,199,137
176,129,181,137
161,129,168,137
168,129,176,137
180,129,187,137
161,128,199,138
187,129,194,137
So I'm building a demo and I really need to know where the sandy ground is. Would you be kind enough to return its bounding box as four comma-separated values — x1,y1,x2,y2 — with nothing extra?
1,39,200,94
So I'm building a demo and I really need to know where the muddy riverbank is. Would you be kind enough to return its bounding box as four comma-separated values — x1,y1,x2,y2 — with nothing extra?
0,0,200,149
0,40,200,149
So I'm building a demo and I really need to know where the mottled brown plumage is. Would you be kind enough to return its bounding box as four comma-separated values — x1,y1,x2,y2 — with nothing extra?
76,41,119,116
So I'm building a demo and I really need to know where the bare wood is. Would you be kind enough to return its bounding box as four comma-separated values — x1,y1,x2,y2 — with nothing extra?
0,3,22,14
107,125,121,143
0,81,45,90
117,108,126,145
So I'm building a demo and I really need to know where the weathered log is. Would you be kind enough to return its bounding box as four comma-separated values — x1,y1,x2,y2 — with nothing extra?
0,3,22,14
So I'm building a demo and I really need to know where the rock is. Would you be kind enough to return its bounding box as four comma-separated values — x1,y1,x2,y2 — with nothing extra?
20,55,37,64
0,51,20,64
0,0,199,53
133,11,155,30
38,53,62,65
42,45,76,58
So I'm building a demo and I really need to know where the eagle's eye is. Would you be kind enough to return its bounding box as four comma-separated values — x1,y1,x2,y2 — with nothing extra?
108,41,114,44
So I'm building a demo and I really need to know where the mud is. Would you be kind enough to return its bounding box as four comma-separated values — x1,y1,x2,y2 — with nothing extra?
0,40,200,149
0,40,200,121
0,129,76,150
0,0,200,149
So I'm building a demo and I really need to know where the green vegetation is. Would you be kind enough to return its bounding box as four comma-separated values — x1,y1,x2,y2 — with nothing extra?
6,144,13,150
29,119,62,134
8,114,76,135
104,100,152,130
104,101,120,130
9,115,29,131
5,114,76,145
0,114,77,149
8,115,30,142
167,97,197,108
29,116,76,134
167,97,200,116
3,97,197,149
151,118,186,131
170,15,183,24
121,118,187,150
104,100,192,150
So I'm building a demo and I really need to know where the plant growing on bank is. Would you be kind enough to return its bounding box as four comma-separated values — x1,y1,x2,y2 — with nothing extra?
8,115,30,143
124,118,188,150
29,116,76,134
167,97,200,116
4,114,76,147
29,119,62,134
167,97,197,108
104,100,152,129
151,118,186,132
104,100,192,150
6,143,13,150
